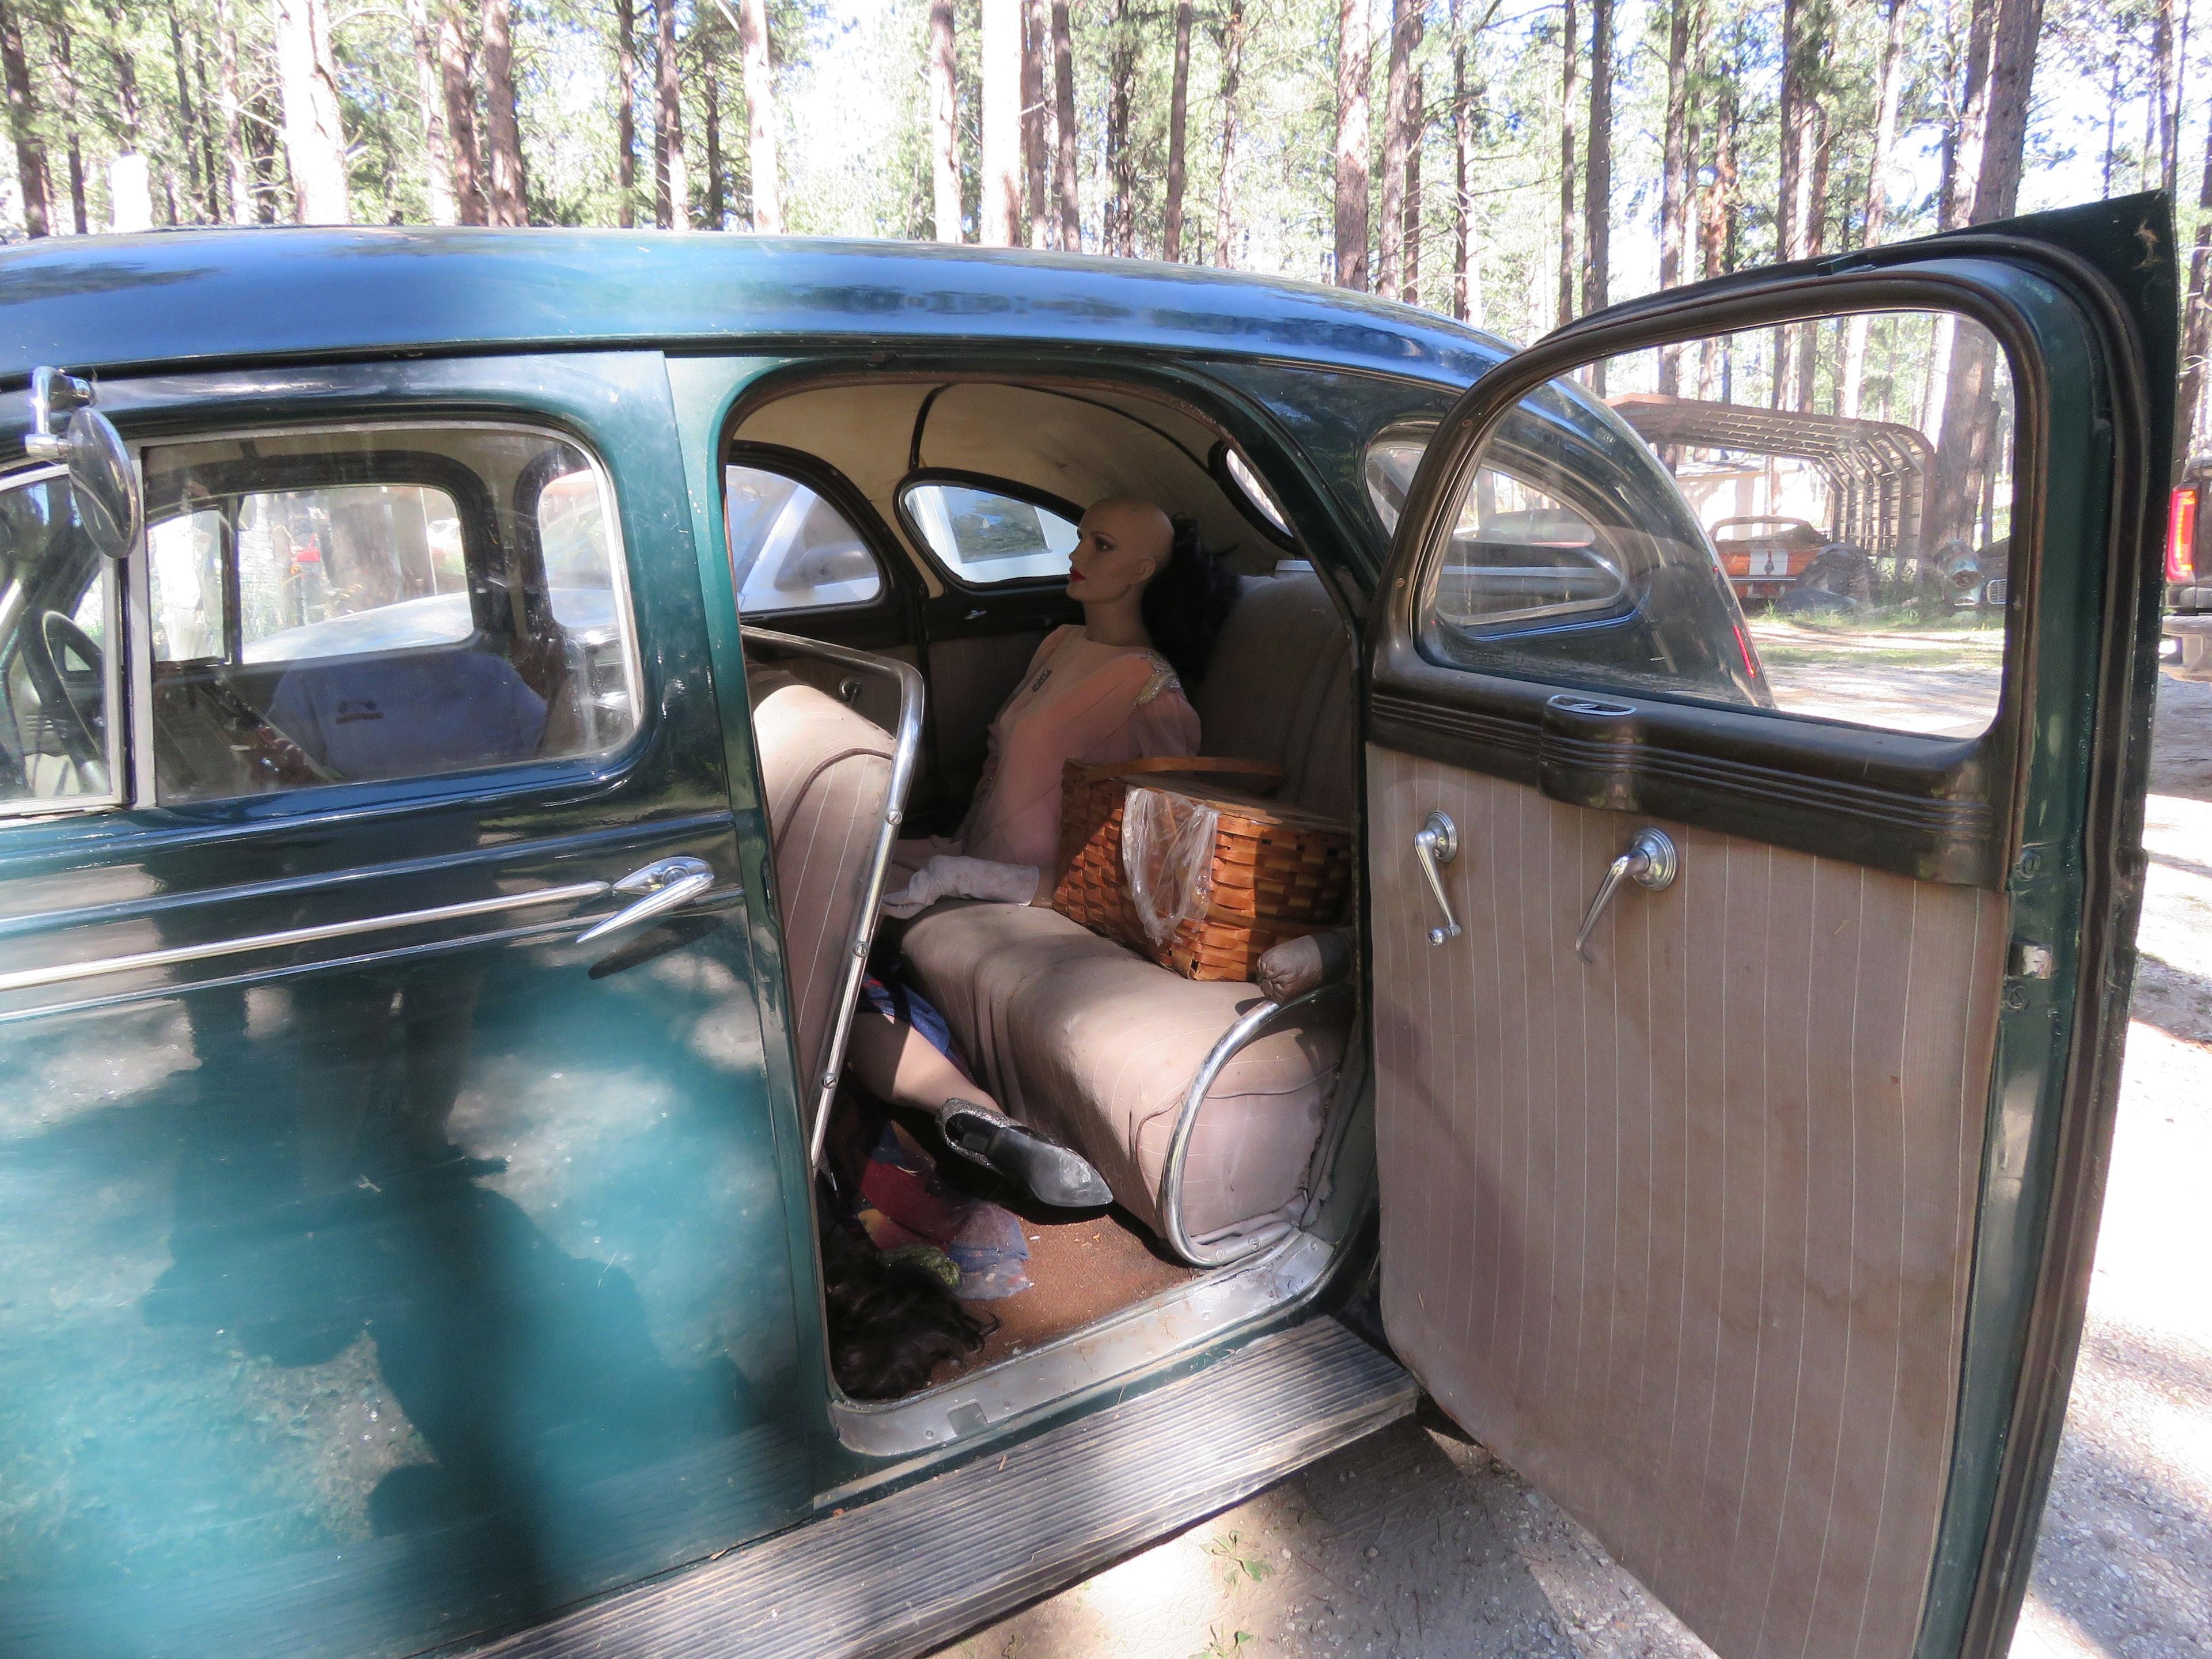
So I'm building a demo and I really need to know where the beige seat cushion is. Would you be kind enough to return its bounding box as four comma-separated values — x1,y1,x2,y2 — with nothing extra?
748,669,894,1109
1192,570,1356,823
902,901,1344,1241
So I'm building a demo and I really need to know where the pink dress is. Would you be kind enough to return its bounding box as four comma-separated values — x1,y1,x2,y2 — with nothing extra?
904,626,1201,873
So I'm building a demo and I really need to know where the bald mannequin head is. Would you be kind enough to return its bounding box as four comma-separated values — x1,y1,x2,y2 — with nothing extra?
1066,497,1174,608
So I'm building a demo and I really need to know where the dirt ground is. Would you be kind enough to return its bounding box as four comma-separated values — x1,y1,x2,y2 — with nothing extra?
931,668,2212,1659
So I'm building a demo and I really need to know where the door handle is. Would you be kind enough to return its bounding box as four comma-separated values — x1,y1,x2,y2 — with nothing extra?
577,856,718,946
1573,828,1679,963
1412,810,1461,945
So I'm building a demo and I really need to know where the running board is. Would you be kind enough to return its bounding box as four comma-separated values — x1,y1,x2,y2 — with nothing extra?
473,1316,1414,1659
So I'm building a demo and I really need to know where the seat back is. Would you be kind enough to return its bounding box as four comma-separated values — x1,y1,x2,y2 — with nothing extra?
747,669,896,1104
1191,570,1356,822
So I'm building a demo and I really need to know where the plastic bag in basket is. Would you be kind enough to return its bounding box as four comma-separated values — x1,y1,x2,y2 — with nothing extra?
1122,784,1221,948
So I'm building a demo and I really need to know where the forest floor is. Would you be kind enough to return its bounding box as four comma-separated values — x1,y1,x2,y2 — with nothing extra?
930,665,2212,1659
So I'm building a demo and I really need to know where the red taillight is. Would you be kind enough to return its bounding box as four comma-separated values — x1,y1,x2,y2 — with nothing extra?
2167,487,2199,584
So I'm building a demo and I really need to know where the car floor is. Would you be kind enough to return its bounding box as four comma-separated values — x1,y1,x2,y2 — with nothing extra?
953,1202,1197,1378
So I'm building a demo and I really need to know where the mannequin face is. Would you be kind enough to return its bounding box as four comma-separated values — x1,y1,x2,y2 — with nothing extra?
1066,498,1173,605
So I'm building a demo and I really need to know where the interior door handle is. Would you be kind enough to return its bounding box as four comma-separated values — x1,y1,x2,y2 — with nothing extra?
1573,828,1679,963
1413,810,1461,945
577,855,718,946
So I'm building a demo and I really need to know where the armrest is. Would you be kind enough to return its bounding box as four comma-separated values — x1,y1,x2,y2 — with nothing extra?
1254,927,1353,1003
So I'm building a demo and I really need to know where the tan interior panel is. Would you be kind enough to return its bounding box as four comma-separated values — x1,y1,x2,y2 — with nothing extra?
1369,751,2006,1659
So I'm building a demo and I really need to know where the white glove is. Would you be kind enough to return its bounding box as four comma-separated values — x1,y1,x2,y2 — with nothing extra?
881,855,1042,919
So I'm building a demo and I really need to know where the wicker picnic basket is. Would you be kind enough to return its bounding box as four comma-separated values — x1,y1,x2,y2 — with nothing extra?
1051,756,1354,982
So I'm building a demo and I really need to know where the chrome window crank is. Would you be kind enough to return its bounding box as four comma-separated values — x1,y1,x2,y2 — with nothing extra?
1413,810,1461,946
1574,828,1679,963
578,855,718,945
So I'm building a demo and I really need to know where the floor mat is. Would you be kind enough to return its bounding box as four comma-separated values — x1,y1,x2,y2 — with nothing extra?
952,1205,1198,1376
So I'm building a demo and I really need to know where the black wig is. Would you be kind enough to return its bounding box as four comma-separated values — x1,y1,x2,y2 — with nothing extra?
1139,515,1242,686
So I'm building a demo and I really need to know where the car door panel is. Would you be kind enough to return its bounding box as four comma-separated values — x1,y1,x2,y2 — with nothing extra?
0,354,813,1659
1372,754,2006,1659
1366,197,2170,1659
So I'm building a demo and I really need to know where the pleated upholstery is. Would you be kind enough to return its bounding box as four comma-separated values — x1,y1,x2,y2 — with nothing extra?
903,900,1344,1238
1368,748,2006,1659
749,671,895,1109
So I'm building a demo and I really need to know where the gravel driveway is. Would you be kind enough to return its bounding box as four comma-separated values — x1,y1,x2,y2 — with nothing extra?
933,670,2212,1659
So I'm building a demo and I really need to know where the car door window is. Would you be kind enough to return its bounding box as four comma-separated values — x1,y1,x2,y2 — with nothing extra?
900,479,1079,584
1399,309,2014,740
142,426,641,803
725,465,885,614
0,468,121,811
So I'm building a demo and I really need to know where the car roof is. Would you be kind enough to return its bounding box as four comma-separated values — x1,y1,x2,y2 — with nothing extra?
0,227,1513,388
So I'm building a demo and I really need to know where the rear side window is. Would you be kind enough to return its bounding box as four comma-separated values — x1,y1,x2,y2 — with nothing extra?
0,468,122,812
901,480,1078,584
143,425,641,804
725,465,884,613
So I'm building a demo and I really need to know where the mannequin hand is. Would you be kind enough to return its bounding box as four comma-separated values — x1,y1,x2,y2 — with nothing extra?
881,855,1043,918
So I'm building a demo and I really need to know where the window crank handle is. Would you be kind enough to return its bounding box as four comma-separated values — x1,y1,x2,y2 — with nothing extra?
1412,810,1461,946
1574,828,1680,963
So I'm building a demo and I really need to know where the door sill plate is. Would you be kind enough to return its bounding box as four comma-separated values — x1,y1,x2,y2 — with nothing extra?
471,1316,1412,1659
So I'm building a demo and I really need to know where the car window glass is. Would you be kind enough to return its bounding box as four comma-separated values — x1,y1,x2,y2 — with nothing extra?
725,465,884,613
1221,444,1292,536
1415,309,2013,739
0,470,119,810
141,427,642,804
902,480,1078,584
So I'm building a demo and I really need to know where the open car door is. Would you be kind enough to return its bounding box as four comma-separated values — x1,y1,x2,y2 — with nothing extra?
1365,194,2173,1659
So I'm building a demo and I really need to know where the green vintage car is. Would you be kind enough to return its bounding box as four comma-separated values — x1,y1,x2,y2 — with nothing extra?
0,194,2173,1659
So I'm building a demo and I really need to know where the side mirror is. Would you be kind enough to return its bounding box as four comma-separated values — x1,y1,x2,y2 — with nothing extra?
24,366,141,560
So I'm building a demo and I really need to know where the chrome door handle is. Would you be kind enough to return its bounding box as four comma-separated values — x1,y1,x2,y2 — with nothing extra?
1412,810,1461,945
1574,828,1679,963
577,855,718,946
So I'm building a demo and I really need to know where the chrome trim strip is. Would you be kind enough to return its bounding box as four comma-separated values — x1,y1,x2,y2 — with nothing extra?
0,880,610,994
740,624,926,1169
1159,984,1355,1267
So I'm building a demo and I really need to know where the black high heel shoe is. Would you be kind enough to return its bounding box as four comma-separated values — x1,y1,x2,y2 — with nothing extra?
935,1098,1111,1209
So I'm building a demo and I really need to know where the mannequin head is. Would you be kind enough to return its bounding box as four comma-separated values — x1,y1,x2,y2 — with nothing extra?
1065,497,1173,607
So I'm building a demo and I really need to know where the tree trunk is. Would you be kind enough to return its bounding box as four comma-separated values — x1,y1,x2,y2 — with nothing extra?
1163,0,1192,259
2156,0,2180,197
1558,0,1578,327
1839,0,1905,418
273,0,349,224
1022,0,1048,246
215,0,252,222
1403,70,1422,306
929,0,960,241
615,0,637,226
1451,0,1478,324
104,2,153,230
1378,0,1419,298
1051,0,1078,250
1656,0,1691,390
1214,0,1245,267
437,3,485,224
652,0,682,227
407,0,459,223
0,0,48,237
1334,0,1371,289
1582,0,1611,319
1927,0,2041,552
481,0,528,224
702,21,724,229
737,0,781,232
165,3,206,216
980,0,1021,245
1104,0,1136,256
50,20,89,233
1944,0,1996,230
1793,104,1829,403
2179,89,2212,446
